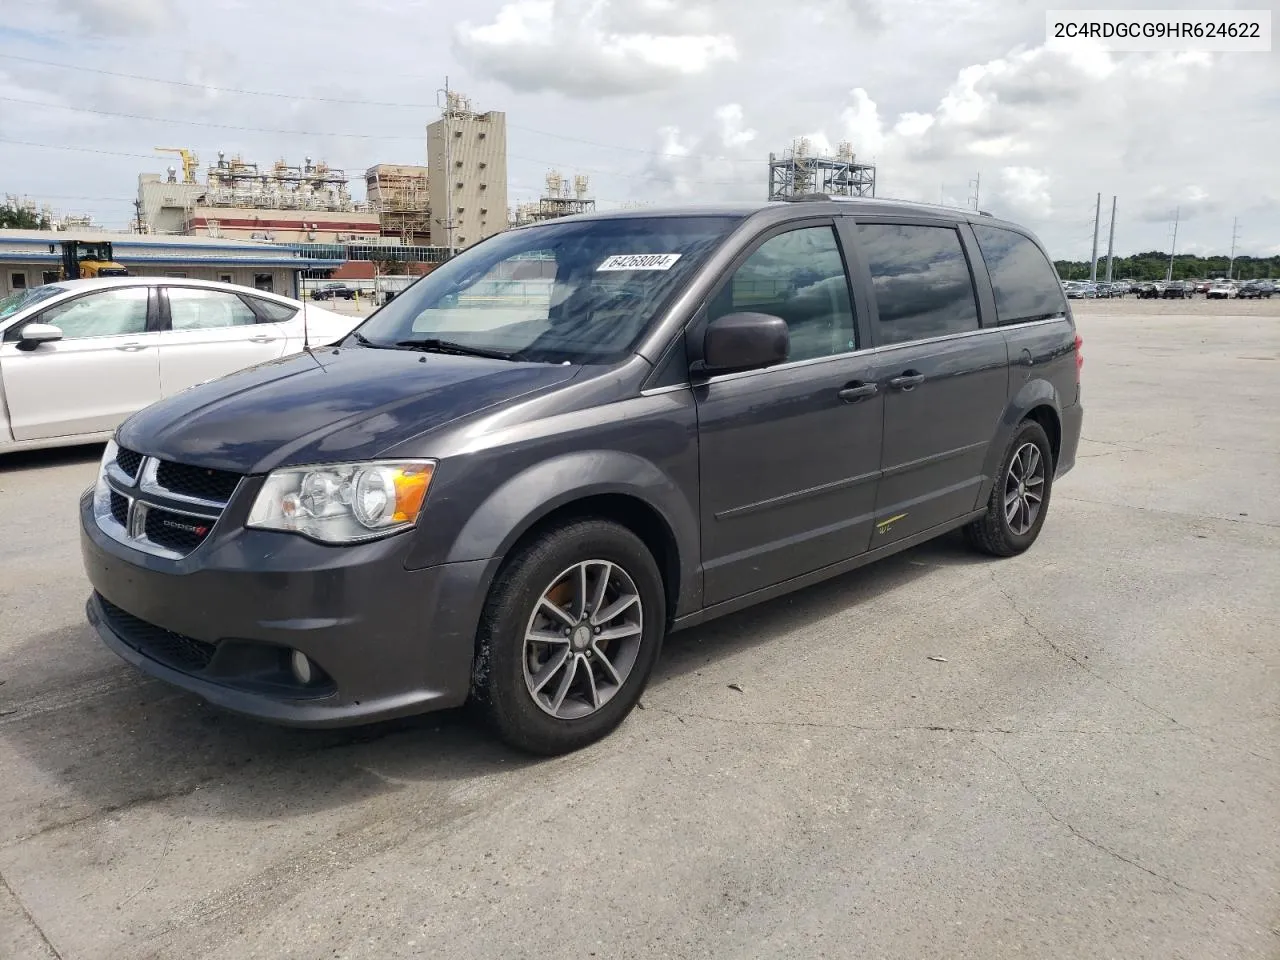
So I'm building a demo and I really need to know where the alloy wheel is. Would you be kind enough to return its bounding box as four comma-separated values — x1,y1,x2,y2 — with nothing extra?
523,560,644,720
1004,441,1046,536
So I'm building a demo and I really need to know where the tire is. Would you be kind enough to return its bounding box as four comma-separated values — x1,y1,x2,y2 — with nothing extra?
965,420,1054,557
472,519,666,755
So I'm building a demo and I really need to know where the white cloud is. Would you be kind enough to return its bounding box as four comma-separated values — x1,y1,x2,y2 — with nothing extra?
455,0,737,98
714,104,755,149
0,0,1274,261
51,0,170,33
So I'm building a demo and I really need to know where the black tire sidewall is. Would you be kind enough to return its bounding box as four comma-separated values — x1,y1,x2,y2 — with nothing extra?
475,520,665,754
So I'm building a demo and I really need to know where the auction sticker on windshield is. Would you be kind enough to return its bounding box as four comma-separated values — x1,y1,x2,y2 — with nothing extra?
597,254,682,271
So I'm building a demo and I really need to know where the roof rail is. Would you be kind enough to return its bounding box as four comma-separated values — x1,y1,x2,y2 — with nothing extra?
774,193,995,217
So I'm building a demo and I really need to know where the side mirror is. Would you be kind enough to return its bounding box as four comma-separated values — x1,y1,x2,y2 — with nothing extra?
699,312,789,374
16,323,63,351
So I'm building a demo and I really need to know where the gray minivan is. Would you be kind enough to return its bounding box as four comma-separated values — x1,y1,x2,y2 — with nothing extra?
81,197,1083,754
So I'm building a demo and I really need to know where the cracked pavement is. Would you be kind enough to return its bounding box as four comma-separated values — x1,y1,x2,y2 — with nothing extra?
1,303,1277,959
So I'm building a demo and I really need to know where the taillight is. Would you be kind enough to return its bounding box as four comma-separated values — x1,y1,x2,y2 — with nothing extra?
1074,334,1084,376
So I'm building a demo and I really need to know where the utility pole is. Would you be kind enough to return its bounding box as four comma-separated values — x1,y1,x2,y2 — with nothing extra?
1228,217,1240,279
435,76,455,257
133,198,145,234
1089,192,1101,283
1104,195,1117,283
1166,206,1180,282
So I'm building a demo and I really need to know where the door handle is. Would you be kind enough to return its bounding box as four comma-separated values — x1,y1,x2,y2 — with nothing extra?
888,371,925,390
115,342,146,352
248,334,277,343
838,382,878,402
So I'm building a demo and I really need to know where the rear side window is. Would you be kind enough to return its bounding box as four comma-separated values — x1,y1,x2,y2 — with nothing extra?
972,225,1066,325
243,296,297,323
857,223,979,345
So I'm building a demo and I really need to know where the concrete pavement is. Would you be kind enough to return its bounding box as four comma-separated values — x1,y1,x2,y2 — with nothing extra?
0,303,1276,959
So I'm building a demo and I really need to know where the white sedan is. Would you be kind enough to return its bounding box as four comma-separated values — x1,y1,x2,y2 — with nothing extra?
1206,281,1236,300
0,277,361,453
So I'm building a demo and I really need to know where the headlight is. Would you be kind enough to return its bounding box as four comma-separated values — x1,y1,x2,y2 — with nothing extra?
246,460,434,544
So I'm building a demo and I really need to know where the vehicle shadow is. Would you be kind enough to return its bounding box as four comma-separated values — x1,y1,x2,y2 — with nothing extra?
0,529,995,834
0,441,105,474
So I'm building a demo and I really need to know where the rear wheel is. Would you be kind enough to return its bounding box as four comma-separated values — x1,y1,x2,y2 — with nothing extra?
472,519,665,755
965,420,1054,557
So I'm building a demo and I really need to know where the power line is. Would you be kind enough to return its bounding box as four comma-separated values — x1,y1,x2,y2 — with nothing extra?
0,52,764,164
0,136,165,161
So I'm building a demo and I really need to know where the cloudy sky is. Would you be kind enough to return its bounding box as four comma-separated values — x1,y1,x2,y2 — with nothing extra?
0,0,1275,260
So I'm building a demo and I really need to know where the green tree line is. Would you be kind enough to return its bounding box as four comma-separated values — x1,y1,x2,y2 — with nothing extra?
1053,252,1278,282
0,200,50,230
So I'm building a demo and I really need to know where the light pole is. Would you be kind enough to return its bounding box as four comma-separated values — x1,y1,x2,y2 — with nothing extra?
1166,206,1179,282
1228,217,1239,279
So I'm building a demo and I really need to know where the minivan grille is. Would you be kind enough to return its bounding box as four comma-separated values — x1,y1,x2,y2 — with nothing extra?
109,491,130,527
155,461,242,502
115,447,143,479
97,594,216,671
144,507,214,554
96,454,238,560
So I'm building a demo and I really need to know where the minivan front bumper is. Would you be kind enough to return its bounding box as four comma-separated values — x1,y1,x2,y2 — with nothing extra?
80,490,487,727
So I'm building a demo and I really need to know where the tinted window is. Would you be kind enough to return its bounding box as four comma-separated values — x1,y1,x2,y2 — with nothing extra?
858,224,979,345
36,288,149,339
358,216,741,364
244,297,297,323
167,288,259,330
709,226,856,362
972,225,1066,325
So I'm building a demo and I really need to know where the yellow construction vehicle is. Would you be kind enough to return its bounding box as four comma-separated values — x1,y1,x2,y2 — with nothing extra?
56,240,129,280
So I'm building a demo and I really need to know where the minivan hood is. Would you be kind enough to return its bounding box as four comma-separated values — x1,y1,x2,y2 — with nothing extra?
117,346,580,473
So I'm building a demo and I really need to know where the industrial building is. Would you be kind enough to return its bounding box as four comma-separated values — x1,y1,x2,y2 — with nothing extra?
767,139,876,200
137,150,380,243
366,163,432,246
511,171,596,226
0,229,342,298
427,92,508,252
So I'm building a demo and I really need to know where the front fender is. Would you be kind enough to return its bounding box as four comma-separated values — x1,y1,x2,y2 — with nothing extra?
428,449,701,615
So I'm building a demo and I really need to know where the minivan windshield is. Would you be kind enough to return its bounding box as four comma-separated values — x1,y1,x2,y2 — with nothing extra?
352,215,742,364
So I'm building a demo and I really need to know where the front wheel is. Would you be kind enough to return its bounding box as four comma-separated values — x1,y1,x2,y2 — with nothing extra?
472,519,666,755
965,420,1054,557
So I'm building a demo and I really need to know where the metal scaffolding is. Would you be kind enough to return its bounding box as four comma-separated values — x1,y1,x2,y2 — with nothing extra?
366,164,432,246
201,152,369,212
511,171,596,225
767,139,876,200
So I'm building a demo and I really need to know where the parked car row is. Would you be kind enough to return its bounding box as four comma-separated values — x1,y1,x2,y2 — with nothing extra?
1085,278,1277,300
1060,280,1133,299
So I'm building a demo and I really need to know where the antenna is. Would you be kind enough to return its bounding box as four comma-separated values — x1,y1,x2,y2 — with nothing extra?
297,262,323,370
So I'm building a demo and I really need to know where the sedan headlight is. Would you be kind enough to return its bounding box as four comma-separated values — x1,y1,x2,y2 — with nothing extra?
247,460,435,544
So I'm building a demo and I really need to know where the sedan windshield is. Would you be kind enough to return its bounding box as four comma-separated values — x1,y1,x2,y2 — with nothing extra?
0,284,66,321
353,215,743,364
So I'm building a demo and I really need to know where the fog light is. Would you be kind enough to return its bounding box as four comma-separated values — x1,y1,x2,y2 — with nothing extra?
290,649,314,685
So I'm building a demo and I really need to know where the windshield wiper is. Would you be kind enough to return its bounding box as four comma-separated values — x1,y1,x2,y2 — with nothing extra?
349,331,389,348
393,338,516,361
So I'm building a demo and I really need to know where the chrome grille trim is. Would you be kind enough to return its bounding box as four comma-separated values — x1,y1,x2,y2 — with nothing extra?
95,455,233,560
138,456,239,510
